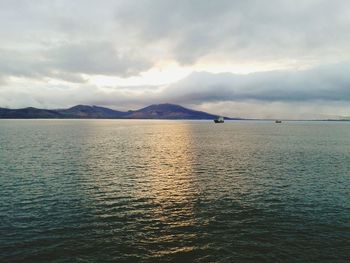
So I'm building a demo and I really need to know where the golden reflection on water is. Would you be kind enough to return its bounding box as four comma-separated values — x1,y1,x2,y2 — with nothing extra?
131,123,200,256
81,121,200,256
137,123,195,198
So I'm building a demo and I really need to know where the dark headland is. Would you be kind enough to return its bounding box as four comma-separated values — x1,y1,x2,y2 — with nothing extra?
0,103,240,120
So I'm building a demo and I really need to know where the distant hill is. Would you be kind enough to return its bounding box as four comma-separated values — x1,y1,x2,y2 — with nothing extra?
0,107,62,118
0,103,240,120
125,103,225,119
57,105,127,118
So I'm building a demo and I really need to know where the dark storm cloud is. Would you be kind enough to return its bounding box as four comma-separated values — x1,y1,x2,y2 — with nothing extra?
160,62,350,104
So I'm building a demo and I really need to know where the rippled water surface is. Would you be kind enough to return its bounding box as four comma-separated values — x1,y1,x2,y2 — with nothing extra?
1,120,349,262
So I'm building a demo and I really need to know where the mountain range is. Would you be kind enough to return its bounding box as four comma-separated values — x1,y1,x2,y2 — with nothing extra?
0,103,240,120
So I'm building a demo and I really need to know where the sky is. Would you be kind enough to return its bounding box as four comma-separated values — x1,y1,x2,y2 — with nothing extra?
1,0,350,119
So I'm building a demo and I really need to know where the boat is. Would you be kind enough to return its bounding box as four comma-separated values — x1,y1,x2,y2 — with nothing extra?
214,116,224,123
275,120,282,123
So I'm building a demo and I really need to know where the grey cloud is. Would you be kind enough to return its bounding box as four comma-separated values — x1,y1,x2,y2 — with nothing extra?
0,42,153,82
160,62,350,104
115,0,350,64
0,49,48,78
0,1,153,81
48,42,152,77
1,0,350,83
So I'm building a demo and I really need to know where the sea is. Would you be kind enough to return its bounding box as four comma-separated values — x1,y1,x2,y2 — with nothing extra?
0,120,349,262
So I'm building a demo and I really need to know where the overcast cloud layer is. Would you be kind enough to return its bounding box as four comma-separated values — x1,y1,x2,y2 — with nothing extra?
1,0,350,119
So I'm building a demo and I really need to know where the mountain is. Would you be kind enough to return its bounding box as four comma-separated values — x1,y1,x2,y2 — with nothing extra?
0,103,239,119
57,105,127,118
0,107,62,118
125,103,222,119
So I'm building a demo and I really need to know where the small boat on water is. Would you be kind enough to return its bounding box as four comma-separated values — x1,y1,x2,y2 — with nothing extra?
214,116,224,123
275,120,282,123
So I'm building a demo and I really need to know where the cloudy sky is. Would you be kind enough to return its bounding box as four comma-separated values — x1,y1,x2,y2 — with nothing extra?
1,0,350,119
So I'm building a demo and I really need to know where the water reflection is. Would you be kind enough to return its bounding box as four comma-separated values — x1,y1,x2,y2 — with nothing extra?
81,121,200,261
1,120,349,262
132,124,199,258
